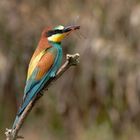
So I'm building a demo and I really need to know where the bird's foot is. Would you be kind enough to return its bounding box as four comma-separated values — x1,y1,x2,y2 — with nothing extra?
50,71,56,78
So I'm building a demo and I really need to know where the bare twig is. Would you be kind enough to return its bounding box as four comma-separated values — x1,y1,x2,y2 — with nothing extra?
5,53,80,140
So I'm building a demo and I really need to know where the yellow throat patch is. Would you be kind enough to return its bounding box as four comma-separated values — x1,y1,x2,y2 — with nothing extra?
48,33,66,42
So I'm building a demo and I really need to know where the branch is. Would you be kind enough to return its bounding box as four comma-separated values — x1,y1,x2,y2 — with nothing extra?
5,53,80,140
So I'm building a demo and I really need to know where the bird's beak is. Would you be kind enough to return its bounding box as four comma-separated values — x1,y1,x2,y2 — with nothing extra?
47,25,80,42
63,25,80,33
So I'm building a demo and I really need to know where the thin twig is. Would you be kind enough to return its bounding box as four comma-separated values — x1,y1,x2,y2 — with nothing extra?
5,53,80,140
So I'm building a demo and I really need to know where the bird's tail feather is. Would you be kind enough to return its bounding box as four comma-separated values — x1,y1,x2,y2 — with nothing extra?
12,115,19,129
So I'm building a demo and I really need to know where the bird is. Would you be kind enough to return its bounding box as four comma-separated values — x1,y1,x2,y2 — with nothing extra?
12,25,80,129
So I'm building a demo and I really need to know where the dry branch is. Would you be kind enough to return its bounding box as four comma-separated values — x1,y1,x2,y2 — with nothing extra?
5,53,80,140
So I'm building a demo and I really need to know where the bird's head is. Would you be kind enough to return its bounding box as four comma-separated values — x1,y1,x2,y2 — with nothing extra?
42,25,80,43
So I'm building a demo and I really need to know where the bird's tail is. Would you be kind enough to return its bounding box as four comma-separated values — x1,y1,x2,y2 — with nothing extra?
12,115,20,130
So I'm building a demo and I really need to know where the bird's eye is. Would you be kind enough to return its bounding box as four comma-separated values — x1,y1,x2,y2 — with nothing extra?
46,30,63,37
46,30,54,37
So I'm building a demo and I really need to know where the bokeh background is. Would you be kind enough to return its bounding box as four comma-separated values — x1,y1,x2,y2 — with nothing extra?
0,0,140,139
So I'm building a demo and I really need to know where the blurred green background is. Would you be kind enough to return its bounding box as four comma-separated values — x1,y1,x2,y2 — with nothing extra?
0,0,140,139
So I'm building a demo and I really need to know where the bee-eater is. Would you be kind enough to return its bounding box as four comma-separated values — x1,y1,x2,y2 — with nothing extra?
12,25,80,129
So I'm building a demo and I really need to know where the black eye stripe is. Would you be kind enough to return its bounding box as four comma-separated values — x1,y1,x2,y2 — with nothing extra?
47,29,63,37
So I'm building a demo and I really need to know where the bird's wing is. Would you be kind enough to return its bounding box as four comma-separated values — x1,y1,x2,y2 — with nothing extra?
18,47,58,115
23,49,47,96
24,47,57,94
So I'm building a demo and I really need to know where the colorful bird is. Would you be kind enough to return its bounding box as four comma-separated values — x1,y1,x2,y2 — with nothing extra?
12,25,80,129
